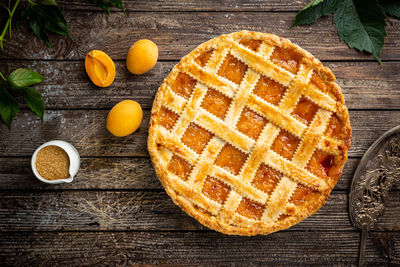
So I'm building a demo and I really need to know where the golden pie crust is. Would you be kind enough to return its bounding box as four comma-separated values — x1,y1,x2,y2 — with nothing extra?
148,31,351,235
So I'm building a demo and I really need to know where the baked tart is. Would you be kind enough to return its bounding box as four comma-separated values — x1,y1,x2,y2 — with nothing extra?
148,31,351,235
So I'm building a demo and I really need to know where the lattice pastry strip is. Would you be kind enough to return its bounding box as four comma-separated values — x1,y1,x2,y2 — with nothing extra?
194,110,254,152
211,166,268,203
231,42,294,87
278,63,313,113
264,150,329,191
256,42,275,60
291,109,332,169
148,31,351,236
158,84,187,114
261,176,298,221
224,68,260,126
248,94,307,137
305,84,338,112
189,137,225,187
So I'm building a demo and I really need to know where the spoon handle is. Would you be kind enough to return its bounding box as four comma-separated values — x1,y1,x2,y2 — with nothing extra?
358,225,368,267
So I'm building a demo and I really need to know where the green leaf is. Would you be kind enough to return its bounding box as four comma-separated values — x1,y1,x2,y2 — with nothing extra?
17,6,31,29
22,87,45,120
29,14,51,47
92,0,125,13
7,68,44,88
333,0,386,63
292,0,343,27
31,5,72,39
19,1,72,48
40,0,58,5
0,86,19,129
380,0,400,18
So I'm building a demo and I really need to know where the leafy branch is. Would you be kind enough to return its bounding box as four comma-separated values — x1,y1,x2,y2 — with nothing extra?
93,0,125,14
0,68,44,129
0,0,125,50
292,0,400,63
0,0,125,129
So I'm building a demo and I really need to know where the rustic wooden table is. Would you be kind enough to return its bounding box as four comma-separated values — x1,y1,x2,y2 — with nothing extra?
1,1,399,265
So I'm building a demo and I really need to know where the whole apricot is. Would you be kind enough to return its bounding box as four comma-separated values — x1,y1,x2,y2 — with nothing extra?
126,39,158,75
106,100,143,137
85,50,115,87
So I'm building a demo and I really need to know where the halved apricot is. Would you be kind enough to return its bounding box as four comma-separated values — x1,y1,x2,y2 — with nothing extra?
85,50,116,87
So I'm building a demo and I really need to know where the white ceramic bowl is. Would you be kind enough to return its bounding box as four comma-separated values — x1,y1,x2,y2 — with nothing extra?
31,140,80,184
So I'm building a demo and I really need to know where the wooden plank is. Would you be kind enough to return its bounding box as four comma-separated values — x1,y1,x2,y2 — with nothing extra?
1,12,399,61
57,0,309,12
0,157,361,190
0,110,399,157
0,191,399,232
0,157,160,190
1,231,399,265
1,60,399,110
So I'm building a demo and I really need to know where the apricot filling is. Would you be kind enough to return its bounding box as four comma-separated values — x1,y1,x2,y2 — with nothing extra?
195,50,214,67
202,176,231,204
237,108,267,140
172,72,197,98
167,155,192,181
239,38,262,51
201,88,232,119
181,123,213,154
158,107,179,130
270,46,302,74
253,75,287,106
307,149,334,178
289,184,320,206
291,97,319,125
272,130,300,160
237,198,264,220
218,54,248,84
252,164,282,194
215,143,248,175
324,114,342,139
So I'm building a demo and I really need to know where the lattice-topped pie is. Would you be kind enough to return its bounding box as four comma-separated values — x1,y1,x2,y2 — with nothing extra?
148,31,351,235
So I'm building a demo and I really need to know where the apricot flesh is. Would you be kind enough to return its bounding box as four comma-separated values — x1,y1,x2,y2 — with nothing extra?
85,50,115,87
126,39,158,75
106,100,143,137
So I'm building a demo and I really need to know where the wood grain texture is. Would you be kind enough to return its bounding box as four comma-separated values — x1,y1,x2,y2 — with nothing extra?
1,12,399,61
57,0,309,12
0,2,399,265
0,191,399,232
1,60,399,110
0,157,160,190
0,157,361,190
1,231,399,266
1,110,400,157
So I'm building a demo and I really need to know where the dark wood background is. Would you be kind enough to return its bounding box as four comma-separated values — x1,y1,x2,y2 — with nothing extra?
1,1,399,265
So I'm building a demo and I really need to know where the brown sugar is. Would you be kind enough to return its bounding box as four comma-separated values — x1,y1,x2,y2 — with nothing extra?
35,146,70,180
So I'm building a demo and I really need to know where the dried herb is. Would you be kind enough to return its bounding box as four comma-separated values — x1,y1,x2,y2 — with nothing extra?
292,0,400,63
0,68,44,129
